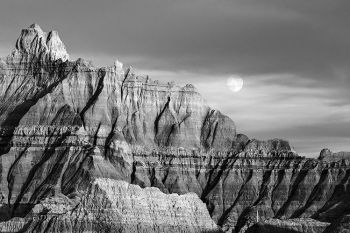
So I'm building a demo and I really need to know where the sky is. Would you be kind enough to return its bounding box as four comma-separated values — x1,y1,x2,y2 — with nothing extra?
0,0,349,156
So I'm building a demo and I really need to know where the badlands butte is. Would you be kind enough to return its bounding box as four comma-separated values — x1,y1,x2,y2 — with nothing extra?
0,24,349,233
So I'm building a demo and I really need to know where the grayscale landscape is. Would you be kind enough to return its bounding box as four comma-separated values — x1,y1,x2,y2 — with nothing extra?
0,1,349,233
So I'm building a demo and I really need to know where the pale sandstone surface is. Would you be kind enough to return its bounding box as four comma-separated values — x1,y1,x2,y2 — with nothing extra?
0,24,349,233
0,178,220,233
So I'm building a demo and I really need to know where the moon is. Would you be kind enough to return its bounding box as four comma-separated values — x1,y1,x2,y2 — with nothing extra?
227,76,244,92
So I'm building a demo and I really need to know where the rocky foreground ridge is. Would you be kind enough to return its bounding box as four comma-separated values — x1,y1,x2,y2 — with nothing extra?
0,24,349,233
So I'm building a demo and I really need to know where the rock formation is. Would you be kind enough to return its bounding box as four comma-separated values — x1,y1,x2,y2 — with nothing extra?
246,218,330,233
0,178,221,233
0,24,349,233
318,149,350,162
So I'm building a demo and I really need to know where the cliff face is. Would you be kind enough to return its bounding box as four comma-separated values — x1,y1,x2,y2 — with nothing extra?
130,151,350,232
246,218,330,233
0,24,349,233
0,178,221,233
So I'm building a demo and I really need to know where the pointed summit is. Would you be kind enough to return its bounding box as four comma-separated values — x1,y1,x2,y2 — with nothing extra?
14,23,69,61
28,23,44,33
46,30,69,61
114,59,124,73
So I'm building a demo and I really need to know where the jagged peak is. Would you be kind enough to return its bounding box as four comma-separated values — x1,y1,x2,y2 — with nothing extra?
28,23,44,33
319,148,332,160
114,59,124,72
14,23,69,61
46,30,69,61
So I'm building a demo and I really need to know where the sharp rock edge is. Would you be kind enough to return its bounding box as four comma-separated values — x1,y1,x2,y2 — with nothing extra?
0,24,349,233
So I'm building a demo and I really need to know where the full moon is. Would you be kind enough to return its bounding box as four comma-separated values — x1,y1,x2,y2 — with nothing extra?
227,76,244,92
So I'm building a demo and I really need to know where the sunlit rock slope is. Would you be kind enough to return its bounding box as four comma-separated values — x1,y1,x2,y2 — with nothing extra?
0,24,349,233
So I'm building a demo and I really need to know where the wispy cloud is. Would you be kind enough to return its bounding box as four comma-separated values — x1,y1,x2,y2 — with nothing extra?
0,0,349,156
139,69,350,156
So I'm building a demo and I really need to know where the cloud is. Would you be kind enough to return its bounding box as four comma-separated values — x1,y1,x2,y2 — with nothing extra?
142,69,350,156
1,1,349,78
0,0,349,156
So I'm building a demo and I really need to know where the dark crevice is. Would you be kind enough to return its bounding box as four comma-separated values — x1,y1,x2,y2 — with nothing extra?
61,151,94,195
17,219,33,233
50,104,75,125
93,122,102,146
253,169,272,206
165,124,177,147
130,162,137,184
42,217,56,232
200,161,223,200
121,68,130,101
150,167,157,187
7,147,29,205
162,169,170,185
201,157,237,201
11,130,71,217
211,121,219,147
29,147,70,203
271,169,286,215
201,110,213,149
292,169,329,218
275,167,309,218
79,69,106,128
104,116,118,159
313,168,350,219
178,112,191,127
3,73,20,98
30,218,45,232
218,169,254,227
201,109,220,150
154,96,171,137
0,61,71,157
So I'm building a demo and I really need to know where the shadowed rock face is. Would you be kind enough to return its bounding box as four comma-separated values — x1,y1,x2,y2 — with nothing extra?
325,214,350,233
245,218,330,233
0,24,349,233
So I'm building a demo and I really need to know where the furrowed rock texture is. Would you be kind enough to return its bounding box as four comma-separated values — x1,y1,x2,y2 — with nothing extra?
0,178,221,233
1,25,236,153
130,150,350,232
245,218,330,233
0,24,349,233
